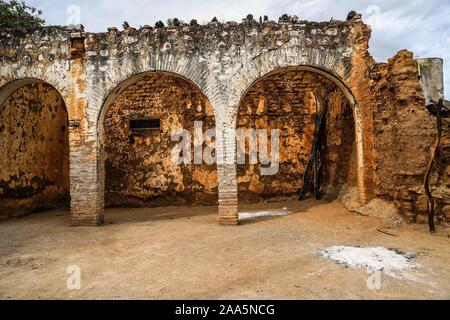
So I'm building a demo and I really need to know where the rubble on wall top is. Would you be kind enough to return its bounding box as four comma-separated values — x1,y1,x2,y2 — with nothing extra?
0,11,364,39
93,12,360,38
0,10,364,63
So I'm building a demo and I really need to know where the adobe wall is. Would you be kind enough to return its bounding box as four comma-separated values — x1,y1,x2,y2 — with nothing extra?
369,51,449,223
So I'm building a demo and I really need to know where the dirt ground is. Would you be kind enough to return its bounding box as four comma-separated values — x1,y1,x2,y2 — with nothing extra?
1,199,450,300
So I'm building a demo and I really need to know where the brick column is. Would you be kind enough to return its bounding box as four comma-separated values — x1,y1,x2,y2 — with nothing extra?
218,165,239,225
69,128,105,226
65,56,105,226
216,122,239,225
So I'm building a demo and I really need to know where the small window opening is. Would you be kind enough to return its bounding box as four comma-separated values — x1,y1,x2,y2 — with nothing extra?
130,118,161,131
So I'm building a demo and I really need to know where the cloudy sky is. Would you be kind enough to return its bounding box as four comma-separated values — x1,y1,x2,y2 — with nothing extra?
28,0,450,98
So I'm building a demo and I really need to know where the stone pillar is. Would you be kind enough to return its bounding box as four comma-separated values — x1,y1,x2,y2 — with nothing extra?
69,128,105,226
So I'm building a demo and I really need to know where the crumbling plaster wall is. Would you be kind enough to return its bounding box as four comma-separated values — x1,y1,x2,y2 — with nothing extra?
237,70,356,202
0,27,92,223
104,72,218,207
0,12,445,225
0,83,69,218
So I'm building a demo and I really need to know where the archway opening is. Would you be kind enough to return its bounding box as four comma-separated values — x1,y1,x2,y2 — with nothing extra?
100,72,218,215
0,81,70,219
236,68,358,207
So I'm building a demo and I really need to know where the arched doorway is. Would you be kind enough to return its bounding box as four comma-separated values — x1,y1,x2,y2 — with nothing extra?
236,67,359,206
98,71,218,215
0,80,70,218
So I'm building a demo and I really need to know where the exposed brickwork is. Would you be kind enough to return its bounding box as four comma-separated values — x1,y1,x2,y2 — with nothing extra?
237,70,356,202
104,72,218,207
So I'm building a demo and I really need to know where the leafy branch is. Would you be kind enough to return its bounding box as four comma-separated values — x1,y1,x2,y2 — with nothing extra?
0,0,45,29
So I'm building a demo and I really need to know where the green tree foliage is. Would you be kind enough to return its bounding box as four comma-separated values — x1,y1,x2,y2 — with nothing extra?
0,0,45,29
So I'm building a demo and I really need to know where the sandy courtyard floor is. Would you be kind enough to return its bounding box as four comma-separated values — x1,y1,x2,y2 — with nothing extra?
1,199,450,300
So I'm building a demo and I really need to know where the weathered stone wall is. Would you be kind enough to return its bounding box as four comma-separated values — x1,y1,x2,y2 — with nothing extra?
0,27,71,63
369,50,448,223
237,70,356,202
104,72,217,207
0,13,446,226
0,83,70,218
0,27,73,105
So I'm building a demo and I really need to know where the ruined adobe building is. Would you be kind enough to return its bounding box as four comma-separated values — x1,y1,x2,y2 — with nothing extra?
0,12,449,226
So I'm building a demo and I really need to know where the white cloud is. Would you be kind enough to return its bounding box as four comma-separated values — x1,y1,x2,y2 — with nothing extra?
28,0,450,98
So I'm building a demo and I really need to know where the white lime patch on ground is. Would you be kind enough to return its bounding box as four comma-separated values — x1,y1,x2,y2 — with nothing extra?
239,208,291,221
320,246,419,279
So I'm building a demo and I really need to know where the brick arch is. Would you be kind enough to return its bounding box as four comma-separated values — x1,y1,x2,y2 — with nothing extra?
0,77,70,113
231,66,357,115
227,46,352,109
97,70,216,138
0,57,73,112
96,70,221,219
88,56,225,130
224,64,369,223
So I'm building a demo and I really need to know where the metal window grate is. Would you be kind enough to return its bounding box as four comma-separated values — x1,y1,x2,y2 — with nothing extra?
130,118,161,131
